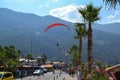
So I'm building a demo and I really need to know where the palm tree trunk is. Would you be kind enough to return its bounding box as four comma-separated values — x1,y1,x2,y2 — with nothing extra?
87,21,93,74
79,37,82,66
28,58,30,65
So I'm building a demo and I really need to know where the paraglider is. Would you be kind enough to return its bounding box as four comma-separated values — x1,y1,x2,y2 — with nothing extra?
56,43,59,46
44,23,71,47
44,23,71,32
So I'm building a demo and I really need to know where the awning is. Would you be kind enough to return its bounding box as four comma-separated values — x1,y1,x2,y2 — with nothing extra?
41,64,53,68
105,64,120,72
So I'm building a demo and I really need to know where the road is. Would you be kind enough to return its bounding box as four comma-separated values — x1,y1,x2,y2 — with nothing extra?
15,70,64,80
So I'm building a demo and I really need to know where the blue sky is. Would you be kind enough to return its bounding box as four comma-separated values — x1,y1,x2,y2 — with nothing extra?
0,0,120,24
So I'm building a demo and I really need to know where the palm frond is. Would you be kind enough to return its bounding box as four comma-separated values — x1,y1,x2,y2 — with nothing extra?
103,0,120,9
78,3,101,23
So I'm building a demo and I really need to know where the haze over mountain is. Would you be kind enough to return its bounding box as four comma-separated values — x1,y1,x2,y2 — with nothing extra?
0,8,120,64
93,23,120,35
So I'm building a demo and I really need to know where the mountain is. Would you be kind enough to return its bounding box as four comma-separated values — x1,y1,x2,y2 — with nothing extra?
0,8,75,60
93,23,120,35
0,8,120,65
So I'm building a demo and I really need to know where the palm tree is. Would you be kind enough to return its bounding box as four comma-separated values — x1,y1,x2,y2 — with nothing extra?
69,44,79,66
37,58,41,66
103,0,120,9
17,49,21,61
74,23,87,66
78,3,101,74
26,54,33,65
0,49,7,68
72,51,79,66
41,54,47,64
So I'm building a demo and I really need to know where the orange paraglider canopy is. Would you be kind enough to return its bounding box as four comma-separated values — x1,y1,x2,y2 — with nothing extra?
44,23,71,32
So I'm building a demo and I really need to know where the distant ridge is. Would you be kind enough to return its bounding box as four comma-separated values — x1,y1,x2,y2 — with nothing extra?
0,8,120,65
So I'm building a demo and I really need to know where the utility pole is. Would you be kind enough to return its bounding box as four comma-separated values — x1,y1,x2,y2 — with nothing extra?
30,41,32,55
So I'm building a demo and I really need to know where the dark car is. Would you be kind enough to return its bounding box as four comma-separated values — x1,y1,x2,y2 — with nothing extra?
33,69,44,76
42,68,47,73
61,67,68,72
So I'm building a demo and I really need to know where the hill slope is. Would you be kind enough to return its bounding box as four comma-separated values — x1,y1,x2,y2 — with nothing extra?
0,8,120,64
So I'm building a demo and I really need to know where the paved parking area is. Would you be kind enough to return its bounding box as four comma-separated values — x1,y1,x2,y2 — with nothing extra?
15,71,77,80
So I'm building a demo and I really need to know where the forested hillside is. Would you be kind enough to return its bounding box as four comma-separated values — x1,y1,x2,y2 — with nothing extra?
0,8,120,64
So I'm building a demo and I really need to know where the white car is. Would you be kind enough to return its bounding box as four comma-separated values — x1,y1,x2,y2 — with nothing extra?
33,69,44,76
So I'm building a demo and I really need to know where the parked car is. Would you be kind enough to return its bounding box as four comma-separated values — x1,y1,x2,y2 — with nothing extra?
33,69,44,76
0,72,14,80
61,66,68,72
39,67,48,73
42,68,47,73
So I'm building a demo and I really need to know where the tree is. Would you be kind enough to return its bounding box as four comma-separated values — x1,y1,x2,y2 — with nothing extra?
103,0,120,9
74,23,87,66
0,48,7,67
4,45,17,60
41,54,47,64
0,45,21,70
37,58,41,66
69,44,79,66
17,49,21,60
26,54,33,65
78,3,101,74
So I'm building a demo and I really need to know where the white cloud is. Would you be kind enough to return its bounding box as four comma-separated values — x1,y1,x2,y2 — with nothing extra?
107,11,119,19
106,11,120,23
49,4,84,23
107,15,115,19
107,19,120,23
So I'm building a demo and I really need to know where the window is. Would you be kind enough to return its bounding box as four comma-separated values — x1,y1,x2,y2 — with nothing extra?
3,73,12,78
0,74,3,78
